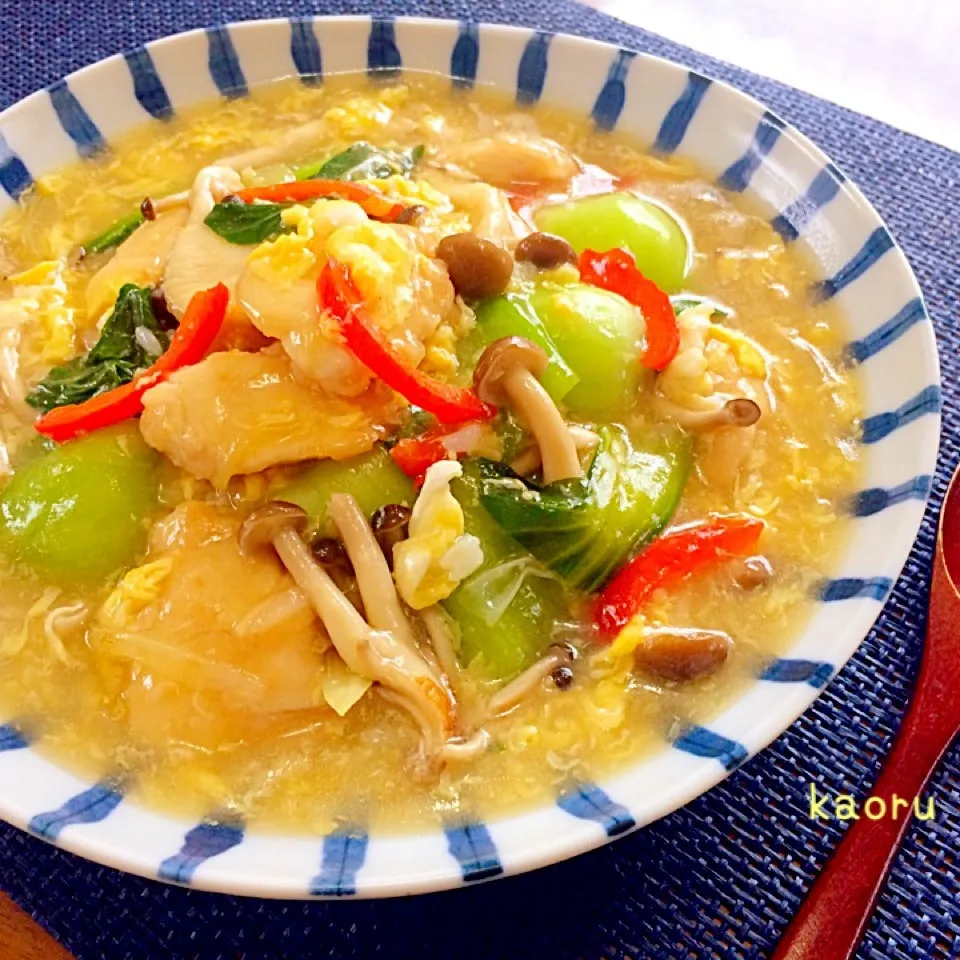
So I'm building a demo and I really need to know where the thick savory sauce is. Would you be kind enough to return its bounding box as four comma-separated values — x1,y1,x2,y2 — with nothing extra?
0,75,860,831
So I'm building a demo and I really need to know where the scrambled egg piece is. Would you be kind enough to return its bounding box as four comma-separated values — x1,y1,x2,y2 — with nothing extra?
323,85,410,139
99,558,175,629
393,461,484,609
2,260,76,364
658,304,768,411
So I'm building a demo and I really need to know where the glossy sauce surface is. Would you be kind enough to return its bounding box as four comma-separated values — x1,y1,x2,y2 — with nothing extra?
0,75,861,832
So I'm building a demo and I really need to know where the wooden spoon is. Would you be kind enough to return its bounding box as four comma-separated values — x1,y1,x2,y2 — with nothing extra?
772,469,960,960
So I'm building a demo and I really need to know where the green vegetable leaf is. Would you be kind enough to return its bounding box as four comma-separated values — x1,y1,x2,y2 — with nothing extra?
84,211,145,256
473,424,691,591
297,142,424,182
26,284,170,413
204,197,293,246
670,294,733,319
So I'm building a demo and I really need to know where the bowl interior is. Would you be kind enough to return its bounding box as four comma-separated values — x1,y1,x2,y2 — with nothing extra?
0,16,940,898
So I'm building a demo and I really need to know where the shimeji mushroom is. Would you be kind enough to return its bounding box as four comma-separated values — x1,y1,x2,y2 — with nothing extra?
474,336,584,484
240,500,475,774
510,424,600,478
655,396,761,431
486,643,576,716
632,627,732,682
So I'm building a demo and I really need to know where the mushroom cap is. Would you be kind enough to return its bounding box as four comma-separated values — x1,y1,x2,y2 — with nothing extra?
473,336,549,405
239,501,309,552
723,398,762,427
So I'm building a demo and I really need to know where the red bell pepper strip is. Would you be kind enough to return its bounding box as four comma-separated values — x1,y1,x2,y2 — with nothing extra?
35,283,229,444
389,420,491,487
593,514,765,638
234,180,406,222
579,248,680,371
390,433,451,482
318,258,495,424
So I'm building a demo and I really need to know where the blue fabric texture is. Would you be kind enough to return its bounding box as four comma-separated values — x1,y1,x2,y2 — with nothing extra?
0,1,958,958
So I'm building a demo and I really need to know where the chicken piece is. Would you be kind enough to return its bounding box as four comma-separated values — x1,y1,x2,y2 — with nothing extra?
85,208,188,321
96,501,331,751
237,201,461,396
163,165,266,352
440,135,580,188
139,346,398,487
422,169,528,247
217,119,327,171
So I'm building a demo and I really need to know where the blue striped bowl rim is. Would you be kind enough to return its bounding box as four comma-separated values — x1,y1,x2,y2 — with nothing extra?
0,16,941,898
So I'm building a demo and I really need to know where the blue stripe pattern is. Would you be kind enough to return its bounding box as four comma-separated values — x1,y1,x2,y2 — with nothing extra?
673,726,748,772
123,47,173,119
717,111,785,191
309,828,369,896
760,659,833,689
28,783,124,840
591,49,636,130
206,27,247,98
445,822,503,882
48,81,105,156
451,22,479,88
818,577,894,602
813,227,895,301
0,133,32,200
290,18,322,84
652,72,712,154
0,723,28,751
846,298,927,365
557,782,635,836
158,821,244,885
861,385,941,444
368,19,402,75
771,166,844,241
849,476,932,517
516,32,551,105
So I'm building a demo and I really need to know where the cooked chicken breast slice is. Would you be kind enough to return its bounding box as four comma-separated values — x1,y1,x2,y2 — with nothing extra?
139,347,398,487
440,136,579,187
85,208,188,320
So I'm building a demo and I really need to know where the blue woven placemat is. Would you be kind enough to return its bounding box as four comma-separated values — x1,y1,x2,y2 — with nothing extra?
1,2,958,958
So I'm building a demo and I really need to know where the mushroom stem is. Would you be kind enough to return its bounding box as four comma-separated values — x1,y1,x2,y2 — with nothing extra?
271,527,372,677
511,425,600,477
503,365,583,483
656,397,761,431
328,493,419,653
487,644,574,716
142,190,190,219
270,525,455,760
421,606,460,685
439,729,492,762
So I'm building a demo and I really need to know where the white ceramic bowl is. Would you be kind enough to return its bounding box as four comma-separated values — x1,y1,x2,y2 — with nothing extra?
0,16,940,898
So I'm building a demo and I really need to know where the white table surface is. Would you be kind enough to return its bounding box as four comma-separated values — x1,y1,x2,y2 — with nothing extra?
583,0,960,153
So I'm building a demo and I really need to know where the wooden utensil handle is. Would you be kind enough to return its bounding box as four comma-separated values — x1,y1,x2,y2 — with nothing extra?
770,636,956,960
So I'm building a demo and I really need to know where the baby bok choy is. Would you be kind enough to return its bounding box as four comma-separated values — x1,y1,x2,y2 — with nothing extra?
442,467,569,680
474,424,691,591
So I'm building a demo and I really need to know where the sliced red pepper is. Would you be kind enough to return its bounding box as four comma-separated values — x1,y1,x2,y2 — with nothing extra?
390,433,451,482
579,247,680,371
35,283,228,444
319,258,495,424
389,420,490,487
234,180,406,222
594,514,765,638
